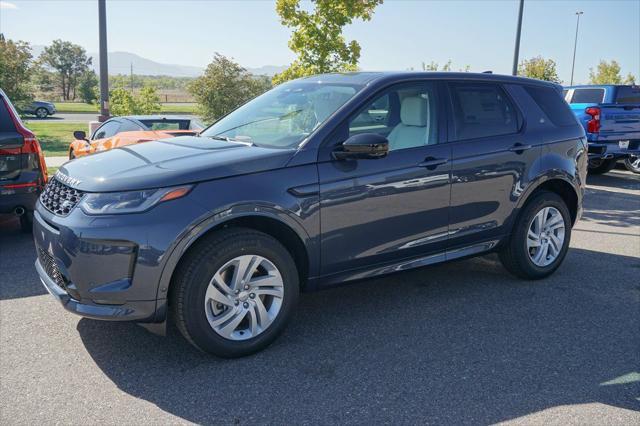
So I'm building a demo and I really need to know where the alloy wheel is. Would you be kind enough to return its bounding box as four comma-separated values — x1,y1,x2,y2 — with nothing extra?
526,206,566,267
204,255,284,341
625,155,640,173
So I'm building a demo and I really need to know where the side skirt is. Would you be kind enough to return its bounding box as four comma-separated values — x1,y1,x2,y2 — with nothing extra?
307,238,502,291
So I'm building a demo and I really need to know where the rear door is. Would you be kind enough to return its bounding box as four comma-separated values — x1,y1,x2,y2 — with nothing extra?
0,93,25,182
446,81,540,251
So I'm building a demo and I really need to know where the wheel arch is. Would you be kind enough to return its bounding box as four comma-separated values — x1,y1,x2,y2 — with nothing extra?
156,207,314,309
515,174,580,227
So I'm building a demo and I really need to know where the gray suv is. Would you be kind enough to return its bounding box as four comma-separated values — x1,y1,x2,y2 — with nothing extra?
33,72,587,357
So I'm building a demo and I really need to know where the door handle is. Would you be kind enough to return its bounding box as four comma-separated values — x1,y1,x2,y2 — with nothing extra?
509,143,532,153
418,157,448,169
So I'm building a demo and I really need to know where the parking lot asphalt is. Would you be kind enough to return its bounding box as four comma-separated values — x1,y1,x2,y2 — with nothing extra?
1,170,638,425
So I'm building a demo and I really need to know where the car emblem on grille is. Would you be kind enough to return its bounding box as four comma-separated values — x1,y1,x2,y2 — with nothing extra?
54,171,82,187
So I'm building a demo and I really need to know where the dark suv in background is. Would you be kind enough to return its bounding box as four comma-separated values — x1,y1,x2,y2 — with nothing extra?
33,72,587,357
0,89,48,231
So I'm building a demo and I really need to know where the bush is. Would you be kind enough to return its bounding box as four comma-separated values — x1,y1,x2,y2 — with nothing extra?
109,85,161,116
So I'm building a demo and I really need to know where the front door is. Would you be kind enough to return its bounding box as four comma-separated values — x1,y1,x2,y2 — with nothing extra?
318,81,452,276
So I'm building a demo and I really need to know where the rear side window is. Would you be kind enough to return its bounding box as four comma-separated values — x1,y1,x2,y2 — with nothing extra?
615,86,640,104
448,82,519,140
525,86,577,127
570,88,604,104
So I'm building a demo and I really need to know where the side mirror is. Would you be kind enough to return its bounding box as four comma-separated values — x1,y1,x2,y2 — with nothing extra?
73,130,87,141
333,133,389,160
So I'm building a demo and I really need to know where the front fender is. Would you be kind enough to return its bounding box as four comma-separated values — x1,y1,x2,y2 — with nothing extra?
153,202,317,305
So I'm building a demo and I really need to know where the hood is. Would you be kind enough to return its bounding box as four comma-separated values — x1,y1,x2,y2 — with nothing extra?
57,136,296,192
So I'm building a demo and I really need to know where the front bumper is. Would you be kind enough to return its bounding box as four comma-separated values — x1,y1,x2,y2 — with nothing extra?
32,189,208,322
35,257,158,321
587,139,640,160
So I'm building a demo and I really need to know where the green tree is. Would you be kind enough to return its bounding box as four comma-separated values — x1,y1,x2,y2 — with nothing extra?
109,85,161,116
0,34,34,107
109,87,136,116
40,39,92,100
137,85,161,114
77,70,99,104
518,56,561,83
589,59,637,85
189,53,270,122
273,0,383,84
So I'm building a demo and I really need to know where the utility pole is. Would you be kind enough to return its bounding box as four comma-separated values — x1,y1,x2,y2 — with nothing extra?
570,11,584,85
98,0,109,122
512,0,525,76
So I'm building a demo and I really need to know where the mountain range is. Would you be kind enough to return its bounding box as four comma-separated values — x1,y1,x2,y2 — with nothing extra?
31,46,286,77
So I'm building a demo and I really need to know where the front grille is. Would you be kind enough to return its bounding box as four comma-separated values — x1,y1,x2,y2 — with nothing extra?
40,177,84,216
37,247,68,290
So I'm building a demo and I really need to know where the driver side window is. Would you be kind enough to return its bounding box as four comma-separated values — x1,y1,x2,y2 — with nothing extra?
348,83,438,151
92,120,120,140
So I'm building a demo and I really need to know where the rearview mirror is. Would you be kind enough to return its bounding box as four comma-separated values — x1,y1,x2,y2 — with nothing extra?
73,130,87,141
333,133,389,160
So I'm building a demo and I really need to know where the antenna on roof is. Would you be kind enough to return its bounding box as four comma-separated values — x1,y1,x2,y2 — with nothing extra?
482,70,493,74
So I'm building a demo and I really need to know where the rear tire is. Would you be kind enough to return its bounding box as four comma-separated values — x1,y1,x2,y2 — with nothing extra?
171,227,299,358
35,107,48,118
499,191,571,280
587,158,617,174
624,155,640,174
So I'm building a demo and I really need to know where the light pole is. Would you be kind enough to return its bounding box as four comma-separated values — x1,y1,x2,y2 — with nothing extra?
570,11,583,85
98,0,109,121
512,0,525,76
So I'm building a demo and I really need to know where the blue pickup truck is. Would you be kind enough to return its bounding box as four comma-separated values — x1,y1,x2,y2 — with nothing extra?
563,85,640,174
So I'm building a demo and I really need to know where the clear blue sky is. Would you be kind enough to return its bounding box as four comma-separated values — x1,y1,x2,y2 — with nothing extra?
1,0,638,84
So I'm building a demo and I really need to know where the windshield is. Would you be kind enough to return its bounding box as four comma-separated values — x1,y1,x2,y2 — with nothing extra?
201,81,361,148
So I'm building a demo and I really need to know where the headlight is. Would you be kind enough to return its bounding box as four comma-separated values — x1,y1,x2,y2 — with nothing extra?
79,185,192,215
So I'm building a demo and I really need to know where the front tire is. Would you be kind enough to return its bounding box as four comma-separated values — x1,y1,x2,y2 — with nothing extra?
624,155,640,174
499,191,571,280
35,107,49,118
587,158,617,174
171,228,299,358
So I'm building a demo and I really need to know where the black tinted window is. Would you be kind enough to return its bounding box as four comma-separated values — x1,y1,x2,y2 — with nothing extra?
570,88,604,104
140,119,191,130
615,86,640,104
526,86,577,127
92,120,120,139
449,82,518,140
0,96,17,132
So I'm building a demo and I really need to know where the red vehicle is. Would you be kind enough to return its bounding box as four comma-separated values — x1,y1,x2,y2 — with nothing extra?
0,89,48,231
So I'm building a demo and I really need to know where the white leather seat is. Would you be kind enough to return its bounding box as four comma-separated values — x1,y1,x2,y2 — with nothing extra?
387,96,430,151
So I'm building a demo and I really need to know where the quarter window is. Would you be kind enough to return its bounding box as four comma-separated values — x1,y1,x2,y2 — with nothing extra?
525,85,577,127
349,83,439,151
449,82,519,140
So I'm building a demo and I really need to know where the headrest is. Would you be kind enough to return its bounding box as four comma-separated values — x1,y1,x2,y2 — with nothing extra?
400,96,428,127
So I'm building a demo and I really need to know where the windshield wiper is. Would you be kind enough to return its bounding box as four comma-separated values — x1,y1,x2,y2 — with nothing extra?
204,134,257,146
